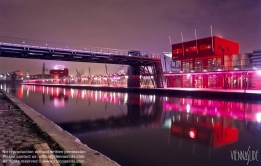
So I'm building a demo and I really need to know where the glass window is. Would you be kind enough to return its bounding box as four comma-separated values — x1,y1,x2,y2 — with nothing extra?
185,46,197,52
200,45,211,50
173,48,183,54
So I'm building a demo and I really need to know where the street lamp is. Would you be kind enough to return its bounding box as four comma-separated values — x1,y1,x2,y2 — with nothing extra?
221,47,225,69
242,71,248,93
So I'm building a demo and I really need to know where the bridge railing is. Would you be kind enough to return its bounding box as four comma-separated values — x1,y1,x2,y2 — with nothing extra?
0,36,160,59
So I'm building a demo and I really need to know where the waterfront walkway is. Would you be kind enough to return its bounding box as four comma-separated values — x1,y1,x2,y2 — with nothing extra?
21,83,261,100
0,91,47,165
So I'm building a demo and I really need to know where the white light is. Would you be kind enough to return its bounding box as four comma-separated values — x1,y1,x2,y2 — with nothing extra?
256,113,261,122
257,70,261,75
186,104,190,113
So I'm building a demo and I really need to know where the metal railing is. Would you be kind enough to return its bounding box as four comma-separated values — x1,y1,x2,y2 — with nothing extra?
0,36,160,59
166,59,255,73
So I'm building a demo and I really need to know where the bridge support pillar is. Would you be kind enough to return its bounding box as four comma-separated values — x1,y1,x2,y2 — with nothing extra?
127,66,141,88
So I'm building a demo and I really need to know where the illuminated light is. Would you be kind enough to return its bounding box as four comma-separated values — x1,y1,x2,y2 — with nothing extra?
22,41,25,44
203,69,207,72
46,44,48,46
189,129,196,139
256,113,261,122
163,118,172,128
217,68,222,71
180,70,183,73
253,66,258,70
186,104,190,113
234,67,239,70
186,74,191,78
191,70,194,73
257,70,261,75
54,65,65,70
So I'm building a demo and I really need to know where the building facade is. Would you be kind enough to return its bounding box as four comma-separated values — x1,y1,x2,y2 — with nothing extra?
166,36,261,89
49,68,69,78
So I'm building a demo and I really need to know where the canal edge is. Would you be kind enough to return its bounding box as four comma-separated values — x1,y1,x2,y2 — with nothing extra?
1,90,120,166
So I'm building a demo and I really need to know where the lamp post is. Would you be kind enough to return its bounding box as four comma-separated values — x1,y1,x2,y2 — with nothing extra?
221,47,225,69
242,71,248,93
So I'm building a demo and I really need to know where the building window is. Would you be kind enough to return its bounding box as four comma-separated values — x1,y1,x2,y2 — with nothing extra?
173,48,183,54
200,45,211,50
185,46,197,52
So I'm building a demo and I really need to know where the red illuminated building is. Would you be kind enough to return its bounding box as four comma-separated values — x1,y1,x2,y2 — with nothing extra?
49,66,69,78
172,36,239,69
166,36,261,89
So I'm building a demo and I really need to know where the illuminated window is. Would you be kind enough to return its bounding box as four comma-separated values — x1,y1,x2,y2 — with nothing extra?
200,45,211,50
185,46,197,52
173,48,183,54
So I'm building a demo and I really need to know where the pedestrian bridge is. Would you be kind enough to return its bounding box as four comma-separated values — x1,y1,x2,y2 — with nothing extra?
0,37,164,88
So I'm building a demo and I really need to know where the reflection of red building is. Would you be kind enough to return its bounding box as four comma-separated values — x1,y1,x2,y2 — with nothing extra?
50,68,69,78
171,113,238,148
166,36,261,89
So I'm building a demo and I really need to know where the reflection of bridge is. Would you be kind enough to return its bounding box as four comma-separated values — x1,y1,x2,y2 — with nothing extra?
0,37,164,88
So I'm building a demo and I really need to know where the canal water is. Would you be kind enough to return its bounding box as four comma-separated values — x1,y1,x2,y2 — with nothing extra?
1,83,261,166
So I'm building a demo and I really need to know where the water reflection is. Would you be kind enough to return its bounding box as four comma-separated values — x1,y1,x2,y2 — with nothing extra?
170,112,238,148
2,84,261,166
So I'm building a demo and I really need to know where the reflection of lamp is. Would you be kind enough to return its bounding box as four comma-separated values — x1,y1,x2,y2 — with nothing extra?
54,98,65,108
189,128,196,139
256,113,261,122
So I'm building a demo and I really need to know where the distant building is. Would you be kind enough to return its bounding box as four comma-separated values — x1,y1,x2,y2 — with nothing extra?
49,65,69,78
30,74,52,79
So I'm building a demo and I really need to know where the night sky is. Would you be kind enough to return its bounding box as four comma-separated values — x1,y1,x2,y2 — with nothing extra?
0,0,260,75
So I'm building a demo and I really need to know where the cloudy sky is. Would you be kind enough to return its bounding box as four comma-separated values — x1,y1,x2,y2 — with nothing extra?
0,0,260,75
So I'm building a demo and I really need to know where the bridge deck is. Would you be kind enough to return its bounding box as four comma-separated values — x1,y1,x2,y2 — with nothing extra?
0,42,160,66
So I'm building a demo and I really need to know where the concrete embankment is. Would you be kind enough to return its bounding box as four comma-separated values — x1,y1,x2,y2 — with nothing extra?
22,83,261,101
1,90,120,166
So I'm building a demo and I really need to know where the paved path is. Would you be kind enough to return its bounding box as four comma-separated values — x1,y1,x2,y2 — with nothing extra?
0,90,120,166
0,92,46,166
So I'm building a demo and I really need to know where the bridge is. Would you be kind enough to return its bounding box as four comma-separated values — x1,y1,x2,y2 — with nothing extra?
0,37,164,88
